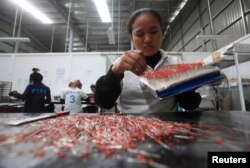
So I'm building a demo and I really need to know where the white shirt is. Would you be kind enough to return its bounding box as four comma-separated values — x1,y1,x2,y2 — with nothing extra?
61,87,88,114
117,49,181,114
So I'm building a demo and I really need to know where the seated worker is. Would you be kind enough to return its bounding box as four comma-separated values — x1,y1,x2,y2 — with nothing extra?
9,72,51,112
83,84,99,113
87,84,96,103
60,80,89,114
90,84,96,93
94,8,201,113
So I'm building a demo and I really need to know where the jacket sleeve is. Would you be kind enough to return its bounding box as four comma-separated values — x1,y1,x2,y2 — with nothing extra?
10,91,26,100
10,85,30,100
176,90,201,110
94,66,123,109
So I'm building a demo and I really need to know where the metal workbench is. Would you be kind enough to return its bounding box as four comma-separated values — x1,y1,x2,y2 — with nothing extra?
0,111,249,168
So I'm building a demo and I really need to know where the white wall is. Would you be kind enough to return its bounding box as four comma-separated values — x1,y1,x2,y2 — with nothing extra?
0,54,12,82
222,61,250,79
70,53,107,93
1,50,249,99
0,52,117,97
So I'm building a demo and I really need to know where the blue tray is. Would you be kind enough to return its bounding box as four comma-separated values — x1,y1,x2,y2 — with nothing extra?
156,71,225,98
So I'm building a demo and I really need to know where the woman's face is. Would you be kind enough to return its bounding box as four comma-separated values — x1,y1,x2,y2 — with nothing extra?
131,12,162,56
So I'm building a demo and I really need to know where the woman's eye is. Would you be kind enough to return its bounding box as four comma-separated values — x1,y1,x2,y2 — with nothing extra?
151,31,158,34
135,33,144,37
134,29,159,37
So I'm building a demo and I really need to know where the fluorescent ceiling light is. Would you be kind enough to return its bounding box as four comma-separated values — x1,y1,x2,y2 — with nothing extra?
0,37,30,42
179,0,188,9
93,0,111,22
11,0,53,24
169,0,188,22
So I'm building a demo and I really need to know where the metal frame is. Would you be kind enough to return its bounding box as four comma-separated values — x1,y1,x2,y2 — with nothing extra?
0,37,30,42
233,52,246,111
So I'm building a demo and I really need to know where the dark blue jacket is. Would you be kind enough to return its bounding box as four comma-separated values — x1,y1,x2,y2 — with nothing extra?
13,83,51,112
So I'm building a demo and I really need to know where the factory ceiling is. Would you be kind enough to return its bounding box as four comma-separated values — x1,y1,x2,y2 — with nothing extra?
0,0,185,52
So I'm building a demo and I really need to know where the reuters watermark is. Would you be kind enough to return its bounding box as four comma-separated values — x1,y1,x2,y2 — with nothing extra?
208,152,250,168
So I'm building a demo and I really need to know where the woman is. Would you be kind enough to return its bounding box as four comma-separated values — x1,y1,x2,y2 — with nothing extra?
9,72,51,112
94,8,201,113
60,80,89,114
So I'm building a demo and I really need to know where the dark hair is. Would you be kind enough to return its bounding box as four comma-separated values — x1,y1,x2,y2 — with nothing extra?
32,73,43,84
127,8,163,35
68,82,73,87
90,84,96,88
32,68,39,72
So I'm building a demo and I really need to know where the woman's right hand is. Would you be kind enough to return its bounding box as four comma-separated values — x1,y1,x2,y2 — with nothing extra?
111,50,147,76
9,91,17,96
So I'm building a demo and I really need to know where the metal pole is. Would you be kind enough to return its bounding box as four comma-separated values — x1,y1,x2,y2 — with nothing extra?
239,0,248,34
65,0,72,52
233,52,246,111
206,0,217,51
167,5,172,51
111,0,113,29
180,15,185,52
12,5,19,37
117,0,120,52
14,8,23,53
197,0,206,52
68,29,73,52
85,19,89,52
169,25,172,51
50,24,55,52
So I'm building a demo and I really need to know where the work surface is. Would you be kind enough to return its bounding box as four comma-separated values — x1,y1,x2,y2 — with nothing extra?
0,111,249,168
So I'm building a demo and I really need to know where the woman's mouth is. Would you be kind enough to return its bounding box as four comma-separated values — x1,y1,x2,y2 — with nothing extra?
143,45,154,50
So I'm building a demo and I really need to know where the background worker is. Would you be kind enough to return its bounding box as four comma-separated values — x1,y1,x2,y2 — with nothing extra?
83,84,99,113
9,72,51,112
60,80,89,114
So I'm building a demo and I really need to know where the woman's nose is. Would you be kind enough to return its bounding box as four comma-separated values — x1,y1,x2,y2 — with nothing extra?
144,34,153,43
